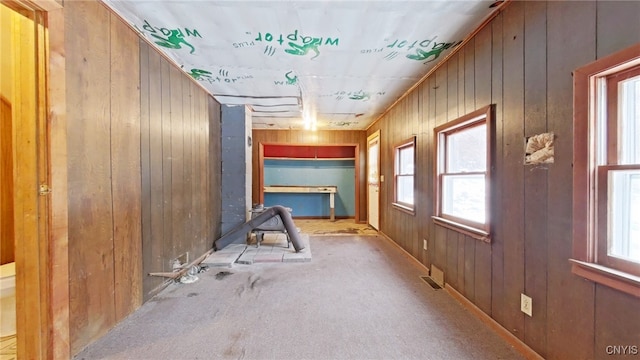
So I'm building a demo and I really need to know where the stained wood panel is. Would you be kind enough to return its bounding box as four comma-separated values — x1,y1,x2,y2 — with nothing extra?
473,24,493,316
110,11,142,321
182,76,193,257
464,235,475,302
594,286,640,359
66,2,222,354
500,1,526,341
522,1,548,355
545,2,596,359
66,1,116,352
143,42,166,299
419,82,431,270
596,1,640,59
160,57,174,275
490,11,506,327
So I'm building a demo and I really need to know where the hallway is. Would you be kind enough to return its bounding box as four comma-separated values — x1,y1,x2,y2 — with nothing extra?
74,233,524,360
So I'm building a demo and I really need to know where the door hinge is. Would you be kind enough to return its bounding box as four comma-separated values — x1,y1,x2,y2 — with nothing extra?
39,184,52,195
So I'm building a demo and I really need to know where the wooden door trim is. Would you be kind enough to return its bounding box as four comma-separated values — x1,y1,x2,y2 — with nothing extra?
46,7,69,360
2,1,69,359
367,130,381,228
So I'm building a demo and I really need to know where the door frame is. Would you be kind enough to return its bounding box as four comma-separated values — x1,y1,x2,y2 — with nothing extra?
367,130,381,229
1,1,69,358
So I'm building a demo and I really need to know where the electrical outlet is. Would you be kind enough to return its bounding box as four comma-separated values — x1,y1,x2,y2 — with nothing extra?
521,293,532,317
423,239,428,251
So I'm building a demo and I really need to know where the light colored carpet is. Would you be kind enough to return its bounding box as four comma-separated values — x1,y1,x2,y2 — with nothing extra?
74,235,524,360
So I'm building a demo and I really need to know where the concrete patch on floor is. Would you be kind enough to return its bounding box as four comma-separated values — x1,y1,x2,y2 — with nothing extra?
239,233,311,264
202,243,247,267
204,233,311,266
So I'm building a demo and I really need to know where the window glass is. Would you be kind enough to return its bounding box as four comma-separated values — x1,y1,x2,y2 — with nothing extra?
446,124,486,173
442,174,485,223
619,75,640,164
397,175,414,205
608,170,640,262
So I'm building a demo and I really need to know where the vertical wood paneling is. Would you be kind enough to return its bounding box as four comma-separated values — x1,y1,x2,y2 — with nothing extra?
139,39,154,300
474,241,492,315
191,83,200,247
427,76,437,267
500,1,526,341
464,38,476,113
419,83,431,269
490,11,506,327
182,77,193,255
473,24,493,316
594,286,640,359
445,55,459,282
47,9,70,358
110,12,142,320
596,1,640,59
433,67,447,271
546,2,596,359
456,232,465,292
447,52,459,119
160,58,173,271
446,230,459,290
523,1,548,356
66,2,222,354
464,235,476,302
66,1,115,352
170,67,185,258
146,45,166,298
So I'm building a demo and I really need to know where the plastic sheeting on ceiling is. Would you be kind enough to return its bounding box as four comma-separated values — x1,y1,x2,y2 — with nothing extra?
103,1,501,130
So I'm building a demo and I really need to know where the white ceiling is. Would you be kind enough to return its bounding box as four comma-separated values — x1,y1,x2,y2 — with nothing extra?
104,0,503,130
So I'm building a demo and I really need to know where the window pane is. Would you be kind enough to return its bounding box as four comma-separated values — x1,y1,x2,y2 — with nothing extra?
442,174,485,223
619,75,640,164
399,146,414,175
447,124,486,172
397,175,414,205
608,170,640,263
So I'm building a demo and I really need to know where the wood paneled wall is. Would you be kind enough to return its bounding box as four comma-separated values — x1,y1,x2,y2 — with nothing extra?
251,130,366,222
367,2,640,359
139,41,222,301
65,1,221,354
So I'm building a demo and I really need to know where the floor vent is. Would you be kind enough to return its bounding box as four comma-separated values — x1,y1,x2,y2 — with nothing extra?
420,276,442,290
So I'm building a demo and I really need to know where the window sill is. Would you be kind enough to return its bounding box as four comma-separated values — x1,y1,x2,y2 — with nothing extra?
432,216,490,243
569,259,640,298
392,203,415,216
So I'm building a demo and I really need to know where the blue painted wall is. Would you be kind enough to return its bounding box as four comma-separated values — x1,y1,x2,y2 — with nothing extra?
263,159,355,217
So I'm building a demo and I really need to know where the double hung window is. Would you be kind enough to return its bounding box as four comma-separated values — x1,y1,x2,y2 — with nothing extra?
572,44,640,297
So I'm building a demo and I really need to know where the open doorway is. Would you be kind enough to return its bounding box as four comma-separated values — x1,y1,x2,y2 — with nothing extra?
258,143,360,221
367,131,380,230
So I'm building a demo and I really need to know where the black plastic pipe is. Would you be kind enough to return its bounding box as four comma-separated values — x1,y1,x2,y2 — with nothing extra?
214,205,305,252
